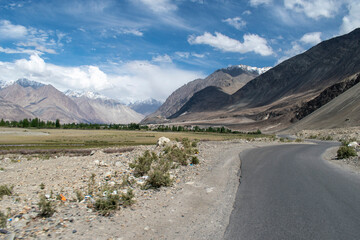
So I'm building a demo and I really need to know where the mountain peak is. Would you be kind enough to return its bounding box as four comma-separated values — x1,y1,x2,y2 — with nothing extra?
16,78,45,89
64,90,110,100
226,64,272,75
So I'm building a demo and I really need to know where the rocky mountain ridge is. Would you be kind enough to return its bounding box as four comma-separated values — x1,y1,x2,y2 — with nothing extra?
0,80,144,124
165,28,360,131
141,64,270,123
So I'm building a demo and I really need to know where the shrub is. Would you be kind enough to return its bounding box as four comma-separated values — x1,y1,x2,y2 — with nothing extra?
75,190,84,202
120,188,135,207
0,185,13,199
146,159,172,189
0,211,6,228
337,146,357,159
191,156,199,165
87,173,96,196
129,150,158,177
38,194,56,217
295,138,303,142
39,183,45,190
94,193,120,216
166,147,188,166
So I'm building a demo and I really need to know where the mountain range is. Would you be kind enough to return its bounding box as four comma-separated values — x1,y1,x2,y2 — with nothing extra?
143,28,360,132
142,64,270,124
0,79,143,124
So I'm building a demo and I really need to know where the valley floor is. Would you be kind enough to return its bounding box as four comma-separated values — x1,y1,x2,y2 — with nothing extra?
1,127,358,239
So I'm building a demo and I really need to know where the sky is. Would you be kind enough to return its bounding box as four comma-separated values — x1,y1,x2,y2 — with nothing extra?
0,0,359,103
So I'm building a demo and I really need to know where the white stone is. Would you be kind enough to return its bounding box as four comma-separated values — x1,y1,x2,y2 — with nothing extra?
157,137,171,147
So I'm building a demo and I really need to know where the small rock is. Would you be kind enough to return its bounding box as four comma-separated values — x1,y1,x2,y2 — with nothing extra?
144,226,150,231
90,150,96,156
72,230,77,234
157,137,170,147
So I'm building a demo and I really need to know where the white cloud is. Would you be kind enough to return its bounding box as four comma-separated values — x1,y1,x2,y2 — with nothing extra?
0,54,111,91
249,0,272,7
175,51,190,59
188,32,273,56
0,20,28,39
300,32,322,45
243,10,252,15
152,54,172,63
340,1,360,34
138,0,177,13
284,0,340,19
277,42,304,64
222,17,246,30
0,54,204,102
105,60,204,102
0,20,70,55
191,53,205,58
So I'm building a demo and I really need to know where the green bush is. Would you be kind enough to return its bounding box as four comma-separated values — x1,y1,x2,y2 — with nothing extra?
337,146,357,159
129,150,158,177
94,194,120,216
75,190,84,202
0,185,13,199
120,188,135,207
295,138,303,142
165,146,188,166
0,211,6,228
38,194,56,217
146,159,172,189
191,156,199,165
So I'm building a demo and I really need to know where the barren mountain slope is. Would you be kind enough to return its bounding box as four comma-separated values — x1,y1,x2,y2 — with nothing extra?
169,28,360,130
0,83,88,123
141,65,264,123
0,96,35,121
288,80,360,131
70,96,144,124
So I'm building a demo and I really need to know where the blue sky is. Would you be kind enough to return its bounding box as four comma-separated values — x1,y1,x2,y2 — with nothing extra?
0,0,359,103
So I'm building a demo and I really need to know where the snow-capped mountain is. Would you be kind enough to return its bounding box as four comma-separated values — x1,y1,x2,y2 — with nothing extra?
226,64,272,75
16,78,45,89
64,90,110,100
128,98,163,116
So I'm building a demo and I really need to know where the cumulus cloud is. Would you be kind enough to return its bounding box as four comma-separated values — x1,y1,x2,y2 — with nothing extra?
222,17,246,30
188,32,273,56
284,0,340,19
0,20,28,39
249,0,272,7
0,54,111,91
300,32,322,45
0,54,204,102
340,1,360,34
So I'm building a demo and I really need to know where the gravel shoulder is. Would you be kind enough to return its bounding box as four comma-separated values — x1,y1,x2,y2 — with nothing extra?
322,146,360,175
0,139,282,239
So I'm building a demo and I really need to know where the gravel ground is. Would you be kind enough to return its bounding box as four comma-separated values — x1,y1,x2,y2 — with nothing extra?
0,138,280,240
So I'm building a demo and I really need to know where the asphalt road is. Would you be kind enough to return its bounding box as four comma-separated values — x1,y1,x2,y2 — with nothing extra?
224,142,360,240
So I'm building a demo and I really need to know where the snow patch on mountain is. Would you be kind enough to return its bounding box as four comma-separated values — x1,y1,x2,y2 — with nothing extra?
64,90,110,100
226,64,271,75
16,78,45,89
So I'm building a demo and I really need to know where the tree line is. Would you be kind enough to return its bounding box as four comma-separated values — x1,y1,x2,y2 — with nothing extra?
0,118,262,135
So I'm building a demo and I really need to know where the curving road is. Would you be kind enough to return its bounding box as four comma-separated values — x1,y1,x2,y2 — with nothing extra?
224,142,360,240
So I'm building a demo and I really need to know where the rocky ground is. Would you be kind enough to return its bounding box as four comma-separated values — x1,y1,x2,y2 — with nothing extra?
0,138,278,240
296,126,360,142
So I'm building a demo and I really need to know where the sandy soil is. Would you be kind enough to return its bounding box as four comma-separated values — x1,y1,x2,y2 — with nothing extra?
0,138,280,240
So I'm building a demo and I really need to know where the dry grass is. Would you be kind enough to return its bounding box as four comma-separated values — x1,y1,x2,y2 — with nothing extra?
0,127,269,152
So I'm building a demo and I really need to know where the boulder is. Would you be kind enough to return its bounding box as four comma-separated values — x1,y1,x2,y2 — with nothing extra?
157,137,171,147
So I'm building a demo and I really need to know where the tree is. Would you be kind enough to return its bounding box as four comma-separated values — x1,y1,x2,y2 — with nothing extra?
55,119,60,128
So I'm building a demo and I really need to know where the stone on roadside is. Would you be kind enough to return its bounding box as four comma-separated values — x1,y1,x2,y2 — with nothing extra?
157,137,170,147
